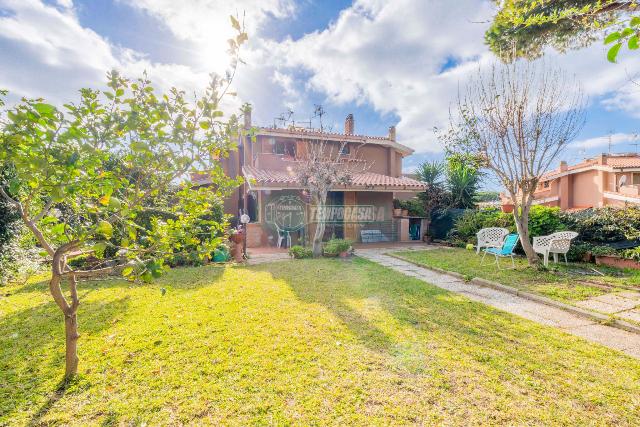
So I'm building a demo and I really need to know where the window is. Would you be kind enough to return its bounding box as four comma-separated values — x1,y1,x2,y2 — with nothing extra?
543,181,549,189
340,144,350,155
633,173,640,186
272,139,296,157
274,141,285,155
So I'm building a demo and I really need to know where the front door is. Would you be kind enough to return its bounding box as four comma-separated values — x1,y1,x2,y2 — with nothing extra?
323,191,344,240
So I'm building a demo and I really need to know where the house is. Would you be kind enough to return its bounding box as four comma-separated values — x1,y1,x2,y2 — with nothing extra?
502,153,640,211
194,108,427,247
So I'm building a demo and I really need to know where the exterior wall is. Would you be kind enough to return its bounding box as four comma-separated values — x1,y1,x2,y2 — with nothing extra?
252,135,399,176
570,170,600,208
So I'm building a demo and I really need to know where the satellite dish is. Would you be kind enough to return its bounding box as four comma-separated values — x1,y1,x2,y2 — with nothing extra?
619,175,628,187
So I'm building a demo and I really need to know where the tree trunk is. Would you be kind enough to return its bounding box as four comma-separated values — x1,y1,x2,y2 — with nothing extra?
312,192,327,257
513,204,538,265
49,247,81,379
64,309,80,378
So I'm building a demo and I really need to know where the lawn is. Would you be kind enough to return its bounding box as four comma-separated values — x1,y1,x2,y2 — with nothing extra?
1,258,640,425
393,248,640,304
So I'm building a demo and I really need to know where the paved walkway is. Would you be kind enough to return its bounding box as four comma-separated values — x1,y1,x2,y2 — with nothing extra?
356,247,640,359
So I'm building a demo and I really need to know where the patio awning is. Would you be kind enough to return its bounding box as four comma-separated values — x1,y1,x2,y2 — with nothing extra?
242,165,426,192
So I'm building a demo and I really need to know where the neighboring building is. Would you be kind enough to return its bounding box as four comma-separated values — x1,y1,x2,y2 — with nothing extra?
501,153,640,211
194,109,427,247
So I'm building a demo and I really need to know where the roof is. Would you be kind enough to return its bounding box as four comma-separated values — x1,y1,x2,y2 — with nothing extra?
242,165,426,192
255,127,414,156
541,154,640,180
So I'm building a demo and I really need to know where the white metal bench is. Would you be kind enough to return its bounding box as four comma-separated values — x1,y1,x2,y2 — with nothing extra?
533,231,578,267
360,230,389,243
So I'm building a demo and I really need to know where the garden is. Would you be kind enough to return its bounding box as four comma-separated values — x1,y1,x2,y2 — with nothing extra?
2,259,640,425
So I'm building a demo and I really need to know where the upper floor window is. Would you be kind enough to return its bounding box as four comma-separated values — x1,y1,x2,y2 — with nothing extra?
633,173,640,186
543,181,549,189
339,144,350,155
271,139,296,157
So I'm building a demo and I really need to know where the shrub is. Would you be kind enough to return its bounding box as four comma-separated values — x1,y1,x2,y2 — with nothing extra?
399,198,426,217
449,208,514,244
623,246,640,261
289,245,313,259
589,245,619,257
449,205,564,245
323,239,353,256
560,206,640,244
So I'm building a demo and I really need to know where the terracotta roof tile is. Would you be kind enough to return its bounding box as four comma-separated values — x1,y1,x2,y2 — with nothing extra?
242,165,426,190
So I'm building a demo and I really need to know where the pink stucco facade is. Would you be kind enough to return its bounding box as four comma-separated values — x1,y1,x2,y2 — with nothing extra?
508,154,640,211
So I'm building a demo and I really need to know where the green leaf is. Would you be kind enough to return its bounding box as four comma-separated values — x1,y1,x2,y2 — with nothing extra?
607,43,622,63
631,17,640,27
93,242,107,258
96,220,113,239
199,121,210,130
50,223,65,236
604,31,621,44
629,35,639,50
122,266,134,277
33,103,55,116
621,27,635,37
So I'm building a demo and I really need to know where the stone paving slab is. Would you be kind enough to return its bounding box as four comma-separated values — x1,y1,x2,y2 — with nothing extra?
575,299,626,314
618,310,640,323
618,291,640,300
356,248,640,359
591,294,640,311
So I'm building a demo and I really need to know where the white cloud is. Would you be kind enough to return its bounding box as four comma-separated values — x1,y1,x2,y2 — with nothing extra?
571,132,640,149
2,0,640,157
261,0,640,153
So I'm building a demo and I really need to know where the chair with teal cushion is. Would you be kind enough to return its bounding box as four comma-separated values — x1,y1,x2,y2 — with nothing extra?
481,233,520,269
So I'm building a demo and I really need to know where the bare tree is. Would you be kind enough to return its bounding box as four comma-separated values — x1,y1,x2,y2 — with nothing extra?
295,137,368,257
445,61,585,265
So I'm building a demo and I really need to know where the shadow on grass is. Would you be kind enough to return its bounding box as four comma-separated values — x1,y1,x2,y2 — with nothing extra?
247,258,514,360
0,296,132,423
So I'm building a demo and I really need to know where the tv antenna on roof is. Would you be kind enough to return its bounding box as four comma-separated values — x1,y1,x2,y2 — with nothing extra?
607,129,614,154
274,109,294,128
631,132,640,153
312,104,325,131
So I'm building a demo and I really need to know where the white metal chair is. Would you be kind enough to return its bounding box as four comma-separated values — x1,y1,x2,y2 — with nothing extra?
533,231,578,267
476,227,509,254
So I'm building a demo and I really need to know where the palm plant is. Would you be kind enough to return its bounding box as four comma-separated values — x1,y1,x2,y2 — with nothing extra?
415,161,447,240
446,160,480,209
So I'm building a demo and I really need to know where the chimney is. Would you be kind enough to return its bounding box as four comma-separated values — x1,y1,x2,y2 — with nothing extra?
388,125,396,141
597,153,608,165
344,113,354,135
242,104,252,129
559,160,567,172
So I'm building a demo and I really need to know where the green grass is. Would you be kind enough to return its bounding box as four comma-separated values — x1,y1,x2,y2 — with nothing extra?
1,258,640,425
393,248,640,304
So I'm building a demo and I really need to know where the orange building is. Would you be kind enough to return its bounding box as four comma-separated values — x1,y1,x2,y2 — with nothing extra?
194,110,427,247
502,153,640,211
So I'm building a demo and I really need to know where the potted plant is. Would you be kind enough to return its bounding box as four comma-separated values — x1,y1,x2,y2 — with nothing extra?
401,200,409,217
593,245,640,270
229,228,244,244
393,199,402,217
323,238,353,258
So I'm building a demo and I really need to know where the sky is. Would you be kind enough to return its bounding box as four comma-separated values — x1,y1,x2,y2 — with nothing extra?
2,0,640,181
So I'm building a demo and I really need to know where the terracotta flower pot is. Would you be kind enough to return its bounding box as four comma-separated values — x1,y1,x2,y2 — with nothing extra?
229,231,244,244
393,208,402,217
401,209,409,217
501,203,514,213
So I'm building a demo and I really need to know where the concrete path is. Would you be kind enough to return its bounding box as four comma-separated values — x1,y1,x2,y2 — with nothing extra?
356,248,640,359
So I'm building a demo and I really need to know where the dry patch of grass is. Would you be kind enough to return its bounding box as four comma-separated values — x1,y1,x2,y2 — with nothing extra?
1,258,639,425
